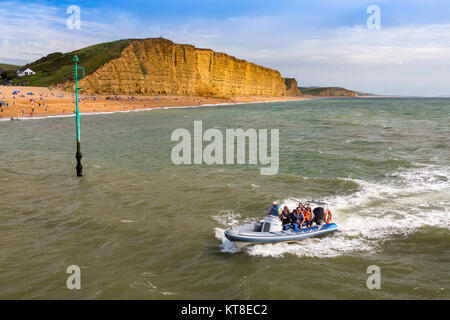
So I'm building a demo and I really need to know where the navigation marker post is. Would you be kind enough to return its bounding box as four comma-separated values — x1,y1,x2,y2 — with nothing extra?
72,55,85,177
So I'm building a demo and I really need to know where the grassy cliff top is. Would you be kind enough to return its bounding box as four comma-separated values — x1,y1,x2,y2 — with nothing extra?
12,39,135,87
0,63,20,71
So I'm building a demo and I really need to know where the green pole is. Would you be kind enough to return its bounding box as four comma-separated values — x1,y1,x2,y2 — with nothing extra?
73,55,83,177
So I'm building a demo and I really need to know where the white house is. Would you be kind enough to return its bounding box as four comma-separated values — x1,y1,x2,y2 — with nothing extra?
16,67,35,77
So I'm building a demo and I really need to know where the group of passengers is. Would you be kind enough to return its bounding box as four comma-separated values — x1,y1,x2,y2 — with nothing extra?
268,201,332,231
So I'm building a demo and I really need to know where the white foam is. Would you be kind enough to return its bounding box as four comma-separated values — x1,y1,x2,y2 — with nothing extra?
245,236,377,258
211,210,242,227
120,219,135,223
214,227,241,253
212,210,259,253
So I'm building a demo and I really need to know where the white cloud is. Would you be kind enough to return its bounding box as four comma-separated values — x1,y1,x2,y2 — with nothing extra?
182,18,450,96
1,2,449,96
0,2,115,63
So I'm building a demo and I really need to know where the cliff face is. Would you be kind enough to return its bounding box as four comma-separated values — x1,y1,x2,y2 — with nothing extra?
316,87,357,97
78,38,296,97
300,86,357,97
284,78,302,96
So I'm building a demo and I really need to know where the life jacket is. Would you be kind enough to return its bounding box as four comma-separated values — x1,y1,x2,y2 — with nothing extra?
324,209,332,223
270,205,281,216
303,210,311,221
298,211,305,221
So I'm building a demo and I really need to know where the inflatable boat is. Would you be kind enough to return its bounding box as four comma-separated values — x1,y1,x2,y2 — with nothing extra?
224,201,338,249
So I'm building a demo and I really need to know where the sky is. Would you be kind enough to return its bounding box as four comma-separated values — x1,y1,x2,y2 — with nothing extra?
1,0,450,96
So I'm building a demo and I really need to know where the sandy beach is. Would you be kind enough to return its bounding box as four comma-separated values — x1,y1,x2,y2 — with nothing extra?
0,86,314,119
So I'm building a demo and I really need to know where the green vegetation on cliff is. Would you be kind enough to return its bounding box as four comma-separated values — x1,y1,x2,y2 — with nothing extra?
12,39,134,87
0,63,20,71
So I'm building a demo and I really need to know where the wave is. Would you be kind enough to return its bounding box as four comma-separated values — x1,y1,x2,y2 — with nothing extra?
213,164,450,258
130,271,177,296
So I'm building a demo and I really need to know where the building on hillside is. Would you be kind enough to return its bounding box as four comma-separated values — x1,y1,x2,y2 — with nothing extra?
16,67,35,77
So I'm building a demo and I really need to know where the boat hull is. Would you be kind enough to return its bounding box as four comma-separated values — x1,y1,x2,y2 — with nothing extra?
225,223,338,248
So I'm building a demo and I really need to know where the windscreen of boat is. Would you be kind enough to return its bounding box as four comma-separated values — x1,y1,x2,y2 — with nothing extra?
263,222,271,232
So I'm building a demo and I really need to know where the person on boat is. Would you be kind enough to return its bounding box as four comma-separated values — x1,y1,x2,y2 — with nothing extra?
303,206,315,228
297,202,305,212
281,206,291,229
281,206,291,222
324,208,333,224
267,201,282,217
290,209,303,231
298,209,305,228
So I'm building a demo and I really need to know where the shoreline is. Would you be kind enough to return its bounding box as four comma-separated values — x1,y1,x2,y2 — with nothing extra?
1,85,420,122
0,85,317,121
0,97,318,121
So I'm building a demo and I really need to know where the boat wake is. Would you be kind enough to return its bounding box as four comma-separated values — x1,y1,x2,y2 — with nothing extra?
213,164,450,258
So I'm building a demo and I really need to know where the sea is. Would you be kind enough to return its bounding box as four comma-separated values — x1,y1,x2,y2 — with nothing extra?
0,97,448,299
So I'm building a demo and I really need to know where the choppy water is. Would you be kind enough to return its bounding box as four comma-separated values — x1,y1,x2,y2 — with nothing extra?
0,98,449,299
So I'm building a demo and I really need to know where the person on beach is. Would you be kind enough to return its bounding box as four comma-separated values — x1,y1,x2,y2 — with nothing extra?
281,206,291,229
268,201,281,217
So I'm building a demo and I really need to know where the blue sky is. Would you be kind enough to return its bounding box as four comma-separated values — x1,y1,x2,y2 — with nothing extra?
2,0,450,96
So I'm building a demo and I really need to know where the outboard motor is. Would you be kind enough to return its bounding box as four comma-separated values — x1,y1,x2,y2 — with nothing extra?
313,207,325,225
261,215,282,232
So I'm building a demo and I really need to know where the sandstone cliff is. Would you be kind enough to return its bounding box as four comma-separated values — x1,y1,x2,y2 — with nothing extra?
284,78,302,96
78,38,299,97
316,87,357,97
